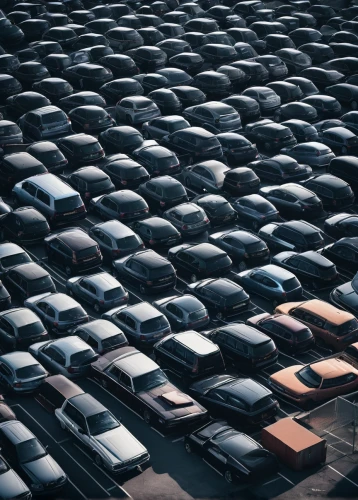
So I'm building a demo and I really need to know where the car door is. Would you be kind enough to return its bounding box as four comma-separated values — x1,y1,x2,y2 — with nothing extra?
0,361,12,388
331,244,355,270
63,402,91,446
318,373,358,402
164,304,182,330
100,197,117,219
0,317,16,352
126,259,146,287
204,442,228,473
6,270,24,297
76,279,94,305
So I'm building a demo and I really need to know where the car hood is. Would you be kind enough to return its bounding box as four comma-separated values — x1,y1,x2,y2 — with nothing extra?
140,382,205,419
22,454,64,484
270,365,314,395
95,426,146,463
0,468,28,498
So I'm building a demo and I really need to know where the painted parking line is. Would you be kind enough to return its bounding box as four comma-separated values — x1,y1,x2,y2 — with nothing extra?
328,465,358,489
202,459,223,476
262,476,282,486
278,472,295,486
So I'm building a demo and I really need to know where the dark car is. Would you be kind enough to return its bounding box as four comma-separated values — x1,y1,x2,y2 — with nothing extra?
63,166,115,203
246,123,297,154
321,127,358,156
275,48,311,74
32,78,73,104
259,183,322,218
142,116,190,140
5,262,56,300
169,52,204,75
183,102,241,134
217,134,258,168
186,278,250,319
266,81,303,104
57,134,105,167
0,207,50,244
248,156,311,184
62,63,112,91
68,105,115,135
89,219,143,260
192,71,231,99
45,227,102,276
163,202,210,237
299,68,344,92
274,102,317,124
113,249,176,294
133,217,181,248
154,330,225,382
138,176,188,213
90,190,149,224
13,62,50,88
71,319,129,355
168,242,232,283
281,119,319,143
19,106,72,143
0,121,22,152
191,194,237,227
169,86,206,109
272,250,338,288
321,238,358,273
99,78,143,104
126,46,167,72
5,92,50,121
203,323,278,371
99,153,149,190
0,243,32,279
34,374,85,412
328,156,358,192
301,174,355,210
99,54,138,79
0,307,48,353
281,141,335,168
0,54,20,75
153,294,209,332
341,111,358,135
247,312,315,353
285,76,319,97
324,213,358,240
326,84,358,111
43,54,73,78
222,95,260,125
230,194,279,231
58,90,106,113
330,282,358,317
99,126,145,155
301,95,341,120
91,346,207,427
209,229,269,271
189,374,278,425
259,220,324,253
298,43,334,65
0,75,22,105
26,142,68,173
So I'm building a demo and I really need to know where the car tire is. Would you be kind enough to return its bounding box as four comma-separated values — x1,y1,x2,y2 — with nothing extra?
93,302,101,313
238,261,246,272
65,265,72,277
224,470,233,483
184,442,192,454
352,100,358,110
60,420,67,431
143,130,149,139
139,284,146,294
190,274,197,283
143,409,151,424
94,454,103,467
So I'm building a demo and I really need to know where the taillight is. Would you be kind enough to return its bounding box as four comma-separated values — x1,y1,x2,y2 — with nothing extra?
84,123,90,129
121,180,127,185
14,382,22,388
112,249,121,257
316,151,321,156
149,239,155,245
76,205,85,212
160,201,166,207
282,291,286,297
204,217,209,223
192,358,199,373
99,300,104,304
182,224,188,230
67,367,76,373
144,207,149,212
146,281,153,285
119,212,125,218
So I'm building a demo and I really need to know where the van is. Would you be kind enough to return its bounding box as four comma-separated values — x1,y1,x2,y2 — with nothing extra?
20,105,72,142
12,172,86,225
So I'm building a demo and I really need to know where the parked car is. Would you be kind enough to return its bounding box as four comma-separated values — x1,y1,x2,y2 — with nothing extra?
89,190,149,224
139,176,188,212
230,194,279,230
132,217,181,248
320,238,358,274
258,183,323,218
0,307,48,353
259,220,324,253
153,294,209,332
0,454,31,500
281,141,335,168
248,156,312,184
0,352,47,393
301,174,355,210
183,160,230,193
163,202,210,237
34,374,85,412
63,166,115,203
26,141,68,173
5,262,56,301
89,220,144,260
324,213,358,239
0,207,50,245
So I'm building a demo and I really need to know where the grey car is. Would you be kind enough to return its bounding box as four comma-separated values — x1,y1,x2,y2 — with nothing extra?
242,87,281,113
66,272,129,313
142,115,190,139
0,455,31,500
102,302,171,347
236,264,303,306
280,141,336,167
0,243,32,279
55,393,149,473
230,194,279,231
29,336,98,379
0,352,47,394
88,220,144,260
163,202,210,236
182,160,230,193
115,96,161,126
24,292,89,336
0,420,67,496
153,294,210,332
71,319,128,355
182,102,242,133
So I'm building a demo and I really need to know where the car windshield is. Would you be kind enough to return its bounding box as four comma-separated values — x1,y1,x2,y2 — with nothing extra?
76,246,98,259
1,252,31,269
167,184,186,197
116,235,140,249
16,364,45,379
252,340,275,357
42,111,66,124
87,178,112,190
294,53,310,64
104,287,125,300
133,368,168,392
102,333,126,350
29,275,53,293
188,308,207,321
25,221,49,234
17,438,47,464
87,410,119,435
58,306,86,321
18,321,44,338
140,316,168,333
0,124,19,135
70,349,97,366
54,195,82,212
296,365,322,388
331,319,358,337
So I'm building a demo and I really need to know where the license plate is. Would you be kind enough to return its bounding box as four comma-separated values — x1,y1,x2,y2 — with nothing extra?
153,333,162,338
233,304,242,309
64,211,76,216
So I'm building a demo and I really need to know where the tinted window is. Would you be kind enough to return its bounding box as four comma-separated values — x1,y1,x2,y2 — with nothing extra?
16,364,45,379
17,438,47,463
70,349,97,366
140,316,168,333
54,195,82,212
58,307,86,321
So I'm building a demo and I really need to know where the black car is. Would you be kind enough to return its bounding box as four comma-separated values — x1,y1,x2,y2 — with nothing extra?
192,71,231,99
186,277,250,319
217,65,250,93
133,217,181,248
62,63,112,91
57,134,105,167
89,219,144,260
209,229,270,270
131,143,180,177
99,126,145,155
274,102,317,123
154,331,225,382
13,62,50,88
230,60,269,86
222,167,260,196
6,91,50,119
330,282,358,316
321,127,358,156
89,190,149,224
68,105,115,135
326,84,358,110
191,194,237,227
324,213,358,239
0,307,49,352
58,91,106,113
24,142,66,174
298,43,334,64
248,155,311,184
0,243,32,279
189,374,278,425
246,123,297,153
299,68,344,92
0,54,20,75
301,174,355,210
99,78,143,104
99,153,150,190
222,95,261,125
184,421,278,483
272,250,338,288
321,238,358,273
281,119,319,143
163,202,210,237
169,53,204,76
168,242,232,282
301,95,342,120
126,46,167,72
32,78,73,104
113,249,176,294
0,207,50,244
169,85,206,108
45,227,102,276
275,48,311,74
142,115,190,140
341,112,358,135
203,323,278,371
259,183,322,218
63,166,115,203
259,220,324,253
0,121,22,150
216,133,258,167
285,76,319,97
230,194,279,231
0,75,22,105
266,81,303,104
99,54,138,79
153,294,209,332
147,88,182,115
43,54,73,78
139,175,188,212
328,156,358,192
5,262,56,300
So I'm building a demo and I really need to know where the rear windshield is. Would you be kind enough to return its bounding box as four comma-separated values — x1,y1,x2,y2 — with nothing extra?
125,199,147,211
29,276,53,293
76,246,98,259
276,129,292,138
293,53,310,64
59,306,85,321
79,142,102,155
202,137,220,150
208,255,231,271
320,265,337,278
122,166,148,179
167,184,186,197
224,291,245,306
102,333,126,350
1,252,31,269
92,68,109,77
117,235,140,249
247,241,266,252
140,316,168,333
148,264,173,279
296,328,313,342
283,277,301,291
236,171,256,181
156,155,177,168
18,321,44,338
70,349,97,366
188,308,207,321
183,211,203,223
255,201,274,213
336,186,353,198
310,232,323,243
24,221,48,234
103,287,124,300
252,340,275,358
330,318,358,337
135,100,153,109
17,439,47,464
296,365,321,388
198,351,223,370
87,178,112,190
0,124,20,135
42,111,66,124
54,195,82,212
16,364,44,379
214,202,232,215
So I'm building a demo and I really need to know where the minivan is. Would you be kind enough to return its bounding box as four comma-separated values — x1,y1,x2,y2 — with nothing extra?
20,105,72,142
12,173,86,226
154,331,225,383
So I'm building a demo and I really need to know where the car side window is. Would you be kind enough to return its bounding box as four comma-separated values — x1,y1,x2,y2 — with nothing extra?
321,373,357,389
333,245,355,260
0,362,11,377
22,182,37,196
125,316,136,330
0,318,14,336
119,371,132,389
36,189,51,206
64,403,86,429
208,390,226,402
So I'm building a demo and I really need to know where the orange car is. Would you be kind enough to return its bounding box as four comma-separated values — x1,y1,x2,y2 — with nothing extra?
275,299,358,351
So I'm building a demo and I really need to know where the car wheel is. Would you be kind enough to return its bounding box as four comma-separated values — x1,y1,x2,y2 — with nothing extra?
238,261,246,272
342,146,348,154
185,177,192,188
352,100,358,110
101,378,108,389
139,284,146,294
224,470,233,483
93,302,101,313
94,454,103,467
184,442,192,454
190,274,197,283
315,337,326,348
65,265,72,277
143,409,151,424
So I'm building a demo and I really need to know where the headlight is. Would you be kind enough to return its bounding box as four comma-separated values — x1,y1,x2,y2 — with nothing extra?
31,483,44,491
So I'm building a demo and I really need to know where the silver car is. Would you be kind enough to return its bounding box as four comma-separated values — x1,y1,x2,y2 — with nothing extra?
182,160,230,194
0,455,31,500
29,336,98,379
71,319,129,355
0,352,47,393
66,272,129,313
55,393,150,473
115,96,161,126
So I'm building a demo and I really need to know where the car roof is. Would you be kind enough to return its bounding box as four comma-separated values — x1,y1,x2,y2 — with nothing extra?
61,133,98,145
58,229,95,251
219,324,270,345
1,308,39,328
52,336,90,355
72,166,108,181
257,264,295,282
312,358,357,379
282,220,320,235
4,152,43,169
41,293,82,311
30,105,64,116
148,175,182,188
224,378,271,404
186,243,226,259
0,243,26,258
173,331,218,355
133,249,171,269
298,299,354,324
323,126,355,138
0,420,34,444
124,301,162,321
300,250,334,268
86,272,120,291
1,351,38,369
43,374,84,399
12,262,48,280
269,314,308,332
25,173,77,198
114,349,158,377
80,319,122,340
173,202,201,215
336,237,358,249
69,392,106,416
